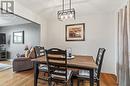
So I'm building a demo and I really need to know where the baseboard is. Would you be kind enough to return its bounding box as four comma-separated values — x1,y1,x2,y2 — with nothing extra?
101,72,118,85
101,72,117,78
7,59,13,61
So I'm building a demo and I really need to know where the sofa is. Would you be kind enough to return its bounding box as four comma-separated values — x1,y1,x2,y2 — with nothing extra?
13,48,35,72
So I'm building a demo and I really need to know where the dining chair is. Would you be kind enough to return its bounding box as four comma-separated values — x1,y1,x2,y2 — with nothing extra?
45,48,73,86
34,46,45,57
34,46,48,81
76,48,106,86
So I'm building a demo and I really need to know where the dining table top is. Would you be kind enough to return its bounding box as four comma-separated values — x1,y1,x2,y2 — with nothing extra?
32,55,97,70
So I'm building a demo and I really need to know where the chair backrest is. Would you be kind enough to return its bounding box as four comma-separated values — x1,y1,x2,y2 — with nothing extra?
95,48,106,78
34,46,45,58
45,48,67,81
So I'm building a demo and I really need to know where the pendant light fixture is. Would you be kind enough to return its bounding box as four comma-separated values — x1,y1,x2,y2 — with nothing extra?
57,0,75,21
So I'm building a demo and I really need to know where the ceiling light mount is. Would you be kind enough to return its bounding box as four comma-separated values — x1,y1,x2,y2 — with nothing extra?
57,0,75,21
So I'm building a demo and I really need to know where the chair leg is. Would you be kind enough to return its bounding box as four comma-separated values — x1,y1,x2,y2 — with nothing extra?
48,79,52,86
64,82,67,86
81,80,84,86
48,81,50,86
43,72,46,76
70,78,73,86
77,79,80,86
97,80,100,86
52,82,56,86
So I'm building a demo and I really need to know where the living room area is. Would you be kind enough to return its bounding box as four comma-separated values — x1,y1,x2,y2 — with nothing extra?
0,12,41,72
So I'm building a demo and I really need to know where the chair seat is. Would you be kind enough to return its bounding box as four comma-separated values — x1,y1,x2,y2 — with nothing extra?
39,64,48,72
52,70,72,81
77,70,98,80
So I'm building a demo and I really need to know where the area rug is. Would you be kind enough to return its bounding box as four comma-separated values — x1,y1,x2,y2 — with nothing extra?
0,63,12,72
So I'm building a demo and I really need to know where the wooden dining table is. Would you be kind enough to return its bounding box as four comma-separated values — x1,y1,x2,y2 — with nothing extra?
32,55,97,86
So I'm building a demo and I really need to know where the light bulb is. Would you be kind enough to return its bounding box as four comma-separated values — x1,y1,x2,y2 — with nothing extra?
69,13,73,18
65,15,68,20
60,15,64,19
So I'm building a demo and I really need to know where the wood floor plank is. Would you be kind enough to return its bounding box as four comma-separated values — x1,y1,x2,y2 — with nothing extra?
0,61,117,86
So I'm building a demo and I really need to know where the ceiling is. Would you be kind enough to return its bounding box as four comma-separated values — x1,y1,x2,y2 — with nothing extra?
16,0,126,19
0,13,31,27
1,0,126,26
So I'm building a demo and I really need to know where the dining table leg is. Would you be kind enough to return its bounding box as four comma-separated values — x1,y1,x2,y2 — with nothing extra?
90,69,94,86
34,61,39,86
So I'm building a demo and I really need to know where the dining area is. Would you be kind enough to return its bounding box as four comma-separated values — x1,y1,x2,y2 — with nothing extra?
32,46,106,86
0,0,129,86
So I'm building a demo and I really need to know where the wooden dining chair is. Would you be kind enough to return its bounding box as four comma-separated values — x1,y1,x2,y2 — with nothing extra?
34,46,45,57
45,48,73,86
34,46,48,81
76,48,106,86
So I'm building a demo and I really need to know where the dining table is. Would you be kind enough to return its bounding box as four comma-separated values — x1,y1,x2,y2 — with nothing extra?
32,55,97,86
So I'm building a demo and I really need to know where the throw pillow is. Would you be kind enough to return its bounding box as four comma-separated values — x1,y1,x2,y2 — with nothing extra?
25,50,30,58
28,47,35,59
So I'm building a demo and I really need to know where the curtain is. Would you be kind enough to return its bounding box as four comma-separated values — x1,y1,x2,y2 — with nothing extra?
117,1,130,86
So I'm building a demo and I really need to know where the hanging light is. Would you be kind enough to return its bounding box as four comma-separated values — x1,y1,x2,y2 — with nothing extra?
57,0,75,21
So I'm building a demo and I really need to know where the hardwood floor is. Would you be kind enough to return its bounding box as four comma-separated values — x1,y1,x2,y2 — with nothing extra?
0,61,117,86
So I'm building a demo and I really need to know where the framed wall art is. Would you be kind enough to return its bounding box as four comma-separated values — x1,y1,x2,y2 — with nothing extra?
65,23,85,41
13,31,24,44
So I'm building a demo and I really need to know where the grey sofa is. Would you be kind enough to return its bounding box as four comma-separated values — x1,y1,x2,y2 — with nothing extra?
13,57,33,72
13,48,35,72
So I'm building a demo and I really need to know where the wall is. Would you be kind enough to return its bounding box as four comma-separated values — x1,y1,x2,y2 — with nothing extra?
14,1,47,46
40,19,47,46
14,1,42,24
0,0,47,58
1,0,126,74
0,23,40,58
46,13,116,74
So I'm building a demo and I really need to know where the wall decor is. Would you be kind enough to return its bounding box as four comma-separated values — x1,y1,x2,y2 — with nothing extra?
13,31,24,44
65,23,85,41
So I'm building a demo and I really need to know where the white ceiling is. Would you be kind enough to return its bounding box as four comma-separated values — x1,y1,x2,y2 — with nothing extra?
1,0,126,26
16,0,127,19
0,13,31,27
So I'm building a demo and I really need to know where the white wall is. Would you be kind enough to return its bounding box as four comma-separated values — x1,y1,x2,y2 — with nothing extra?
46,13,116,74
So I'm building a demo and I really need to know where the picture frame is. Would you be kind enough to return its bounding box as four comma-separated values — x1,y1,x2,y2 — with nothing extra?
13,31,24,44
65,23,85,41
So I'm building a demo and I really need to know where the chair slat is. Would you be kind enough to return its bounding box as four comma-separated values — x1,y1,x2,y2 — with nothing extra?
34,46,45,57
52,71,66,76
47,56,66,61
49,66,66,71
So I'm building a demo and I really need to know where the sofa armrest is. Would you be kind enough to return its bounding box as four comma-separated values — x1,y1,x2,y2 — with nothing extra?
13,57,30,61
13,57,33,72
20,54,25,57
